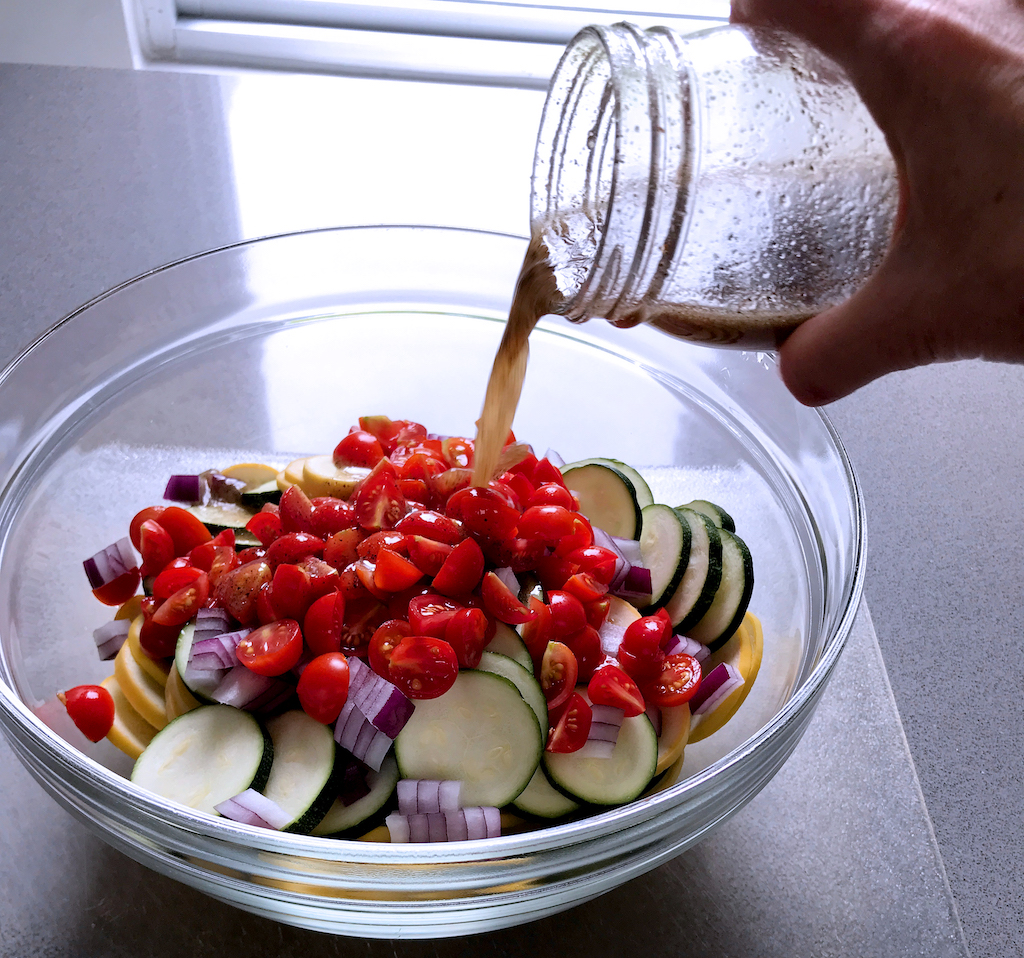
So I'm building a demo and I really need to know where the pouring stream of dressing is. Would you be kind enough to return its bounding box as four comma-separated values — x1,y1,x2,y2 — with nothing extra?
471,236,559,487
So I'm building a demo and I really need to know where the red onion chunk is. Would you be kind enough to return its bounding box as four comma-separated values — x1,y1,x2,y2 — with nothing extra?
163,474,202,503
189,632,243,671
577,703,624,758
209,664,277,710
93,618,131,661
612,564,652,601
397,779,462,815
690,662,744,718
610,535,644,567
215,789,291,830
347,658,415,739
541,448,565,468
598,617,628,658
493,566,520,597
334,698,393,771
386,807,501,843
83,537,138,589
337,758,372,806
205,472,247,504
196,607,234,631
664,634,710,663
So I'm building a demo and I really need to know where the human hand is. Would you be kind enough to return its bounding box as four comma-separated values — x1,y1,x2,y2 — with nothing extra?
731,0,1024,404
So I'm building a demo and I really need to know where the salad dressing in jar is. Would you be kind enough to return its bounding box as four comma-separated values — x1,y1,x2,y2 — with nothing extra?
475,22,898,473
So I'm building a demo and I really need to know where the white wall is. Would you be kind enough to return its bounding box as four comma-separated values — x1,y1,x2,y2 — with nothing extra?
0,0,132,68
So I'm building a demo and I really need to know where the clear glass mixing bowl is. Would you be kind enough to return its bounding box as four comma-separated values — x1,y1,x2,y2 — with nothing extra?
0,226,864,937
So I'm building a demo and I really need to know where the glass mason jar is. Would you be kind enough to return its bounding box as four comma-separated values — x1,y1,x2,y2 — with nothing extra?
531,23,899,347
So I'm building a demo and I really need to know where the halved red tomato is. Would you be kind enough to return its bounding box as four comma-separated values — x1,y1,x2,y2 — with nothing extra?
271,562,313,621
157,506,213,556
518,504,575,542
407,593,463,638
246,509,283,546
405,536,453,577
265,532,325,568
323,527,364,569
303,591,345,655
59,684,116,743
616,615,668,685
444,607,490,669
395,509,466,544
644,652,701,708
297,652,350,724
526,482,577,510
237,619,303,676
588,664,646,717
445,487,520,540
546,590,587,639
373,549,424,593
546,691,592,753
333,430,384,468
562,624,603,683
212,559,272,626
351,459,406,531
388,635,458,699
480,571,536,625
540,641,578,710
431,537,484,596
152,572,209,627
137,519,175,577
310,496,356,537
130,506,167,550
369,618,413,678
152,559,204,600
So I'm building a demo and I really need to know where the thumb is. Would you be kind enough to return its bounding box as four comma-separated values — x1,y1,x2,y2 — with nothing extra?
778,256,934,405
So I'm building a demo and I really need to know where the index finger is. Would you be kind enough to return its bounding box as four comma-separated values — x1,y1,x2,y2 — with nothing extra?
730,0,888,61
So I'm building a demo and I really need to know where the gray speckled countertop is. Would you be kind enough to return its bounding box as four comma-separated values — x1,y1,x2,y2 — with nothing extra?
0,61,1018,957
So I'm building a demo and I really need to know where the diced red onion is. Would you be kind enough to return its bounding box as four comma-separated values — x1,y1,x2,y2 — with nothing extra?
195,607,234,631
493,566,520,597
204,471,247,504
613,565,652,601
93,618,130,661
247,679,296,715
690,662,744,718
397,779,462,815
598,616,628,657
334,698,393,771
163,474,202,503
576,703,624,759
542,449,565,468
83,537,138,590
386,806,500,843
664,633,710,663
215,789,291,830
208,664,278,710
347,658,414,739
189,631,244,671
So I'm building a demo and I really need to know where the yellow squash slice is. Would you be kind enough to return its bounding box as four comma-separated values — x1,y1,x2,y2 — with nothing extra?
126,614,170,687
687,611,763,744
164,664,201,721
100,675,158,760
114,639,168,730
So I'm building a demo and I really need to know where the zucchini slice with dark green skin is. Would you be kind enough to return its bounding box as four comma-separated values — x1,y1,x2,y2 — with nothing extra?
639,503,692,611
131,705,273,815
686,528,754,652
664,508,723,633
560,461,644,539
680,499,736,533
263,710,342,834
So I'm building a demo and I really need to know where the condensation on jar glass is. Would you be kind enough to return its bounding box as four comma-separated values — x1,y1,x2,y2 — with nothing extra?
531,23,899,348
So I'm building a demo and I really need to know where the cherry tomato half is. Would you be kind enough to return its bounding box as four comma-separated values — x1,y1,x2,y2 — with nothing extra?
59,684,116,742
616,615,669,685
333,430,384,468
444,606,490,669
236,619,304,676
369,618,413,678
644,652,702,708
540,641,579,711
431,536,484,596
546,691,592,753
388,635,459,700
588,664,646,717
297,653,350,724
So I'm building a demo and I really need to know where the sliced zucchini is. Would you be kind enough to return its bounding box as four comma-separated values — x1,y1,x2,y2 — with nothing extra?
563,458,654,509
544,696,658,806
560,461,644,539
131,704,273,815
483,623,534,673
686,528,754,652
114,639,168,730
312,753,400,837
394,670,542,807
638,503,692,610
262,710,340,834
476,651,546,733
239,479,282,509
513,765,581,820
680,499,736,533
174,622,217,703
663,508,723,633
